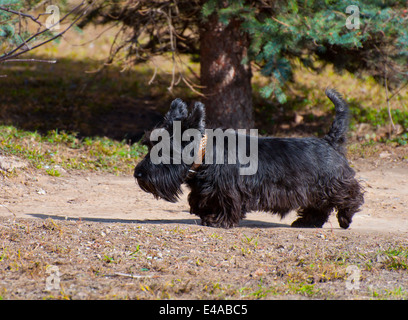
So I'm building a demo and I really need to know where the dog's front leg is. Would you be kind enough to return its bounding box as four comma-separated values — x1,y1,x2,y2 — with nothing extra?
188,198,240,229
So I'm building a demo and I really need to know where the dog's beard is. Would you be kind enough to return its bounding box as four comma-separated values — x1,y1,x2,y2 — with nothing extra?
135,165,187,203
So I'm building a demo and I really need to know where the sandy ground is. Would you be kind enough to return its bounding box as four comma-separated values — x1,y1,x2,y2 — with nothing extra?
1,159,407,235
0,157,407,300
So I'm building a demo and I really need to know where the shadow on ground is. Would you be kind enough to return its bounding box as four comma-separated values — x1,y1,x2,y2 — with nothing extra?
28,213,290,229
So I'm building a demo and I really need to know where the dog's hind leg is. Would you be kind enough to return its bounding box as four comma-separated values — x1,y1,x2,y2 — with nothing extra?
335,179,364,229
291,205,333,228
336,207,357,229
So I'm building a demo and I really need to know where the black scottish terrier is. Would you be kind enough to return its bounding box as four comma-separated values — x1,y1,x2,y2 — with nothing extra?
134,89,364,229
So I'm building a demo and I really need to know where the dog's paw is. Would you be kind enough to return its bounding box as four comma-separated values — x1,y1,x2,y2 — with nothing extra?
337,216,351,229
200,218,237,229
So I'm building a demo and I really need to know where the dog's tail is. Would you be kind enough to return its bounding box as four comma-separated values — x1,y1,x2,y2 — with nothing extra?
324,88,350,154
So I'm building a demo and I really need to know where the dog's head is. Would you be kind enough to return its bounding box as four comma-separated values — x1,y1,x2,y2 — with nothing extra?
134,98,205,202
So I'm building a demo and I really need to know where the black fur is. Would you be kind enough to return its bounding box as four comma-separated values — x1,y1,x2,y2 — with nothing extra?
134,89,364,229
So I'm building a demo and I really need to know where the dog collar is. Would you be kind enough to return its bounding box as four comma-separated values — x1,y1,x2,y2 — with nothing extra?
189,134,207,173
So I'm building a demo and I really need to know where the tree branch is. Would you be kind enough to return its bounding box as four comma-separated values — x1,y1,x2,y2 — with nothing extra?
0,5,47,27
384,63,396,135
0,1,92,63
3,58,57,63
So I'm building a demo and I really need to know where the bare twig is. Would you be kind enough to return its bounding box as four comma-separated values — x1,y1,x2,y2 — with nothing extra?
384,64,396,134
182,76,205,97
163,7,177,92
78,1,203,94
0,204,16,217
0,5,48,27
148,65,158,85
112,272,154,279
271,16,292,28
3,58,56,63
388,81,408,101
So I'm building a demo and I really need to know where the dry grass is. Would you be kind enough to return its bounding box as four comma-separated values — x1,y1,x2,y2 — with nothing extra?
1,217,407,300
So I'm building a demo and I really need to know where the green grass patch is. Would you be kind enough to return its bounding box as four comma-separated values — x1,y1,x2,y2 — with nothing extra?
377,247,408,271
349,105,408,129
0,125,147,174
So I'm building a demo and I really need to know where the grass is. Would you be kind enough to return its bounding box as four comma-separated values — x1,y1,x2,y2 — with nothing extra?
377,247,408,271
286,281,320,297
238,279,320,299
0,125,147,175
46,168,61,177
253,60,408,145
2,216,408,300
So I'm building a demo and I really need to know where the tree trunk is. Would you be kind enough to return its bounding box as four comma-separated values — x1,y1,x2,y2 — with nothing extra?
200,15,254,130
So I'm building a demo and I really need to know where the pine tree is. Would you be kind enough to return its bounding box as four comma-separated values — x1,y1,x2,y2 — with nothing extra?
40,1,408,127
202,0,408,104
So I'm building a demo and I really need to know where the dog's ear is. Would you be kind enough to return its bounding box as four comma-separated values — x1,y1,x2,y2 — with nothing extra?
187,101,206,133
165,98,188,121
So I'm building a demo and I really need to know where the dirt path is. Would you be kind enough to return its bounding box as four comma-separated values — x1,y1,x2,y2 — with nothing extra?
1,159,408,300
1,160,407,235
